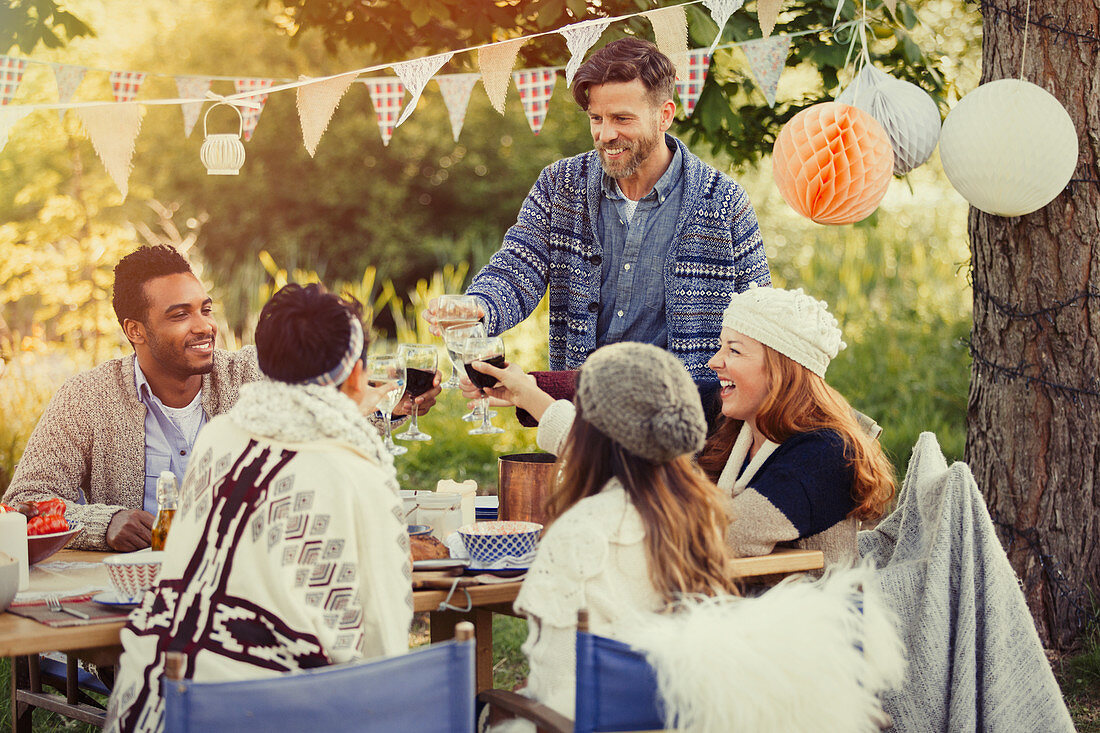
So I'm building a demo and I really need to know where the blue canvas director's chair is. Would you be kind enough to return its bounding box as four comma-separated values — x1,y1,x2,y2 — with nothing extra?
162,621,476,733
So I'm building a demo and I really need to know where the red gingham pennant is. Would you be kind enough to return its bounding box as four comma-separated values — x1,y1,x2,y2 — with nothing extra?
364,78,405,146
675,51,710,117
512,68,557,135
233,78,274,142
109,71,146,103
0,56,29,105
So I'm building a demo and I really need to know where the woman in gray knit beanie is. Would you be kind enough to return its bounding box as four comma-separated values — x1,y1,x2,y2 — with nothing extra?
488,342,739,730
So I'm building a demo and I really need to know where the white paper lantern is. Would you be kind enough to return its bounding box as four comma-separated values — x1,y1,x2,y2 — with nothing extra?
837,64,941,175
939,79,1078,217
199,102,246,175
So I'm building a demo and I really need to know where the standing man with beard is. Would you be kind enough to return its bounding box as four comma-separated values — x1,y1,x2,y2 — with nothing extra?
453,38,770,406
4,245,261,551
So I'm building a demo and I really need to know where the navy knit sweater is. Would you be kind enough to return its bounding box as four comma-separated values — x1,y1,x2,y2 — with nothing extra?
467,135,770,385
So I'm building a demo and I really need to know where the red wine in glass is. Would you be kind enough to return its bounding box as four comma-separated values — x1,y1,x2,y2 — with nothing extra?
465,354,506,389
404,367,436,398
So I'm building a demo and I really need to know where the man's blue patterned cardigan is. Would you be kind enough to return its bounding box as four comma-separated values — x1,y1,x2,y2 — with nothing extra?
468,135,770,386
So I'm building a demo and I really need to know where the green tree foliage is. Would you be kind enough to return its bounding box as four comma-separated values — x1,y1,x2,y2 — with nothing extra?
263,0,955,167
1,0,94,54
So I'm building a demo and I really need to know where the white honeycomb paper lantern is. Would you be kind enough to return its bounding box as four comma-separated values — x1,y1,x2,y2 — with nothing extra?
200,102,246,175
939,79,1078,217
837,64,941,175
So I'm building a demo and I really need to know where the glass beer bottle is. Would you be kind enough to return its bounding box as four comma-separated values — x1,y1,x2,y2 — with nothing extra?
151,470,178,551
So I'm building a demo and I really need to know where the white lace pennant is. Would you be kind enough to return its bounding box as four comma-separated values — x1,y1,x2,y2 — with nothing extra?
513,68,557,134
436,73,479,142
559,19,611,87
645,6,689,79
757,0,783,38
702,0,746,54
741,35,790,107
51,63,86,123
392,51,454,127
0,107,30,152
296,72,357,156
364,78,405,146
479,38,525,115
175,76,212,137
75,103,143,200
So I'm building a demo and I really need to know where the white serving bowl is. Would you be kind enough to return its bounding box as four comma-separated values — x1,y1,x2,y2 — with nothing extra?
458,521,542,566
103,550,165,603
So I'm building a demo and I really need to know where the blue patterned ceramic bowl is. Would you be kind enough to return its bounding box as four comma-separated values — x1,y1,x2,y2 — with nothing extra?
458,521,542,565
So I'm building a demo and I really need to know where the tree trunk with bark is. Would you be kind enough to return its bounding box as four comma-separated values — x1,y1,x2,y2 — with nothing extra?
966,0,1100,649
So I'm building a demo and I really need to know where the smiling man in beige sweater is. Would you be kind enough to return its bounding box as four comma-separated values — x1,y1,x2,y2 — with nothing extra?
4,245,261,551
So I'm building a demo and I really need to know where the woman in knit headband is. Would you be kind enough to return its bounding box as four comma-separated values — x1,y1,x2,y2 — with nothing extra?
467,286,895,566
107,284,414,733
486,342,739,731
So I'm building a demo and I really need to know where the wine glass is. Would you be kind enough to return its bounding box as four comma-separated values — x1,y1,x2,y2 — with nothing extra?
436,295,481,388
396,344,437,442
461,335,506,435
367,353,407,455
443,321,491,423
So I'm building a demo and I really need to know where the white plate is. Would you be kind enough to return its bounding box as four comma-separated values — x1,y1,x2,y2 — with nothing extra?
91,590,140,607
412,558,469,571
466,566,529,576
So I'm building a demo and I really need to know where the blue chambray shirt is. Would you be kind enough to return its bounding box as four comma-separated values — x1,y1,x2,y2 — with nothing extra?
134,356,206,512
595,136,683,347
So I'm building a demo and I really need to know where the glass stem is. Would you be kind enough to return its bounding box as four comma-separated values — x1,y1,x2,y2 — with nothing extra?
409,405,420,433
383,412,393,444
479,397,492,430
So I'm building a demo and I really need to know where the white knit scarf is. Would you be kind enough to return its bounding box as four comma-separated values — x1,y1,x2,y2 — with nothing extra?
715,422,780,495
228,379,398,496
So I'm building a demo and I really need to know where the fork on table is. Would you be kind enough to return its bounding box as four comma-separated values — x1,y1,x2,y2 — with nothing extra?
46,594,90,620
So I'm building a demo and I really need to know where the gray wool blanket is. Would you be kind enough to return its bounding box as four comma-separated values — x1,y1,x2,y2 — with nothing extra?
857,432,1074,732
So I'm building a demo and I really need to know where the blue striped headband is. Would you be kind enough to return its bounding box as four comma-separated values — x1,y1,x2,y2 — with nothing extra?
303,315,364,387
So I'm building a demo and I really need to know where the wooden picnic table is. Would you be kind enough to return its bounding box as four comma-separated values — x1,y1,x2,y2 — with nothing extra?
2,546,823,730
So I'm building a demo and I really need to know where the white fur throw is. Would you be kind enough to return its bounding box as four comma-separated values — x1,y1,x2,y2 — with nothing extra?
619,565,905,732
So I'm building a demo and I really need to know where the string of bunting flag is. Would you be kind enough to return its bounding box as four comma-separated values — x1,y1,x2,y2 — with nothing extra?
0,0,851,199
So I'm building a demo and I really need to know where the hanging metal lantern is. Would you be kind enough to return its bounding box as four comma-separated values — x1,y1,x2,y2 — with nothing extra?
199,102,246,175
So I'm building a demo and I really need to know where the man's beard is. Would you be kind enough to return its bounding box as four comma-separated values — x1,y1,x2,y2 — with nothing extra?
145,328,215,378
596,128,661,180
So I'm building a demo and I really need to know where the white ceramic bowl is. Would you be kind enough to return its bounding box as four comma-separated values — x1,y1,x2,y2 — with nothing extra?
103,550,165,603
458,521,542,566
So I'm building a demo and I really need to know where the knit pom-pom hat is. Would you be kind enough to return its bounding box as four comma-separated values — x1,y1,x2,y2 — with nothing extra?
575,342,706,464
721,284,846,378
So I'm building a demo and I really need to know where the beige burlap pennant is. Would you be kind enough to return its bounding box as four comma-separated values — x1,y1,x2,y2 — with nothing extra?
478,38,525,115
757,0,783,38
75,102,143,200
0,107,30,151
296,72,357,156
645,6,689,79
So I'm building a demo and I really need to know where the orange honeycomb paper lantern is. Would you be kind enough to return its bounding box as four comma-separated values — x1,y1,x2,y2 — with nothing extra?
773,102,895,225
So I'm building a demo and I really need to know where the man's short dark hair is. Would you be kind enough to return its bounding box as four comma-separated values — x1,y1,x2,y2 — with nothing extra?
571,37,676,110
112,245,194,328
254,283,369,384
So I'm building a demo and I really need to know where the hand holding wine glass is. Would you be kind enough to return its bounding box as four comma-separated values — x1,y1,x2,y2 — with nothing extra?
366,353,407,455
444,322,491,422
430,295,483,390
462,335,506,435
396,344,437,442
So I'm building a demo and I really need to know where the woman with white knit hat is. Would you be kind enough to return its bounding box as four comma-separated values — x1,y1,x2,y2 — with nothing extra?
467,285,895,567
696,284,895,566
